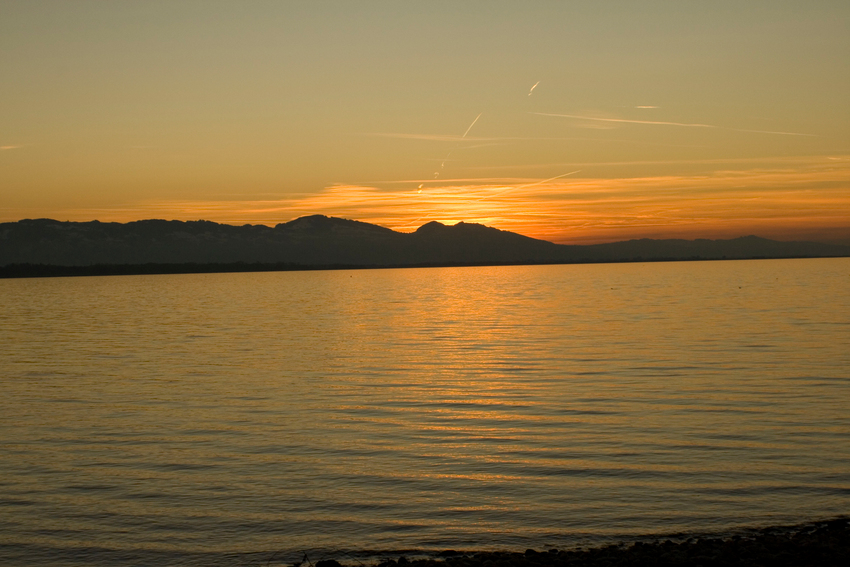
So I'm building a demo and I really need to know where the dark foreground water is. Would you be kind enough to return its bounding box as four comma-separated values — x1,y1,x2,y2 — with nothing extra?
1,259,849,566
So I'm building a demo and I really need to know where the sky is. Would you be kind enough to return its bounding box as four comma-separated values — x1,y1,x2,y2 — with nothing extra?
1,0,849,244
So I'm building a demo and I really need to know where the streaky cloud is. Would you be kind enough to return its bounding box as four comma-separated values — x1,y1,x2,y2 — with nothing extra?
461,155,839,171
362,133,675,144
533,112,715,128
475,171,582,201
532,112,816,137
726,127,818,137
355,176,570,186
361,133,498,142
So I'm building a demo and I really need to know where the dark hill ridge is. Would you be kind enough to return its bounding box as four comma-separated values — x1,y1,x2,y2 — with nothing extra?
1,215,848,277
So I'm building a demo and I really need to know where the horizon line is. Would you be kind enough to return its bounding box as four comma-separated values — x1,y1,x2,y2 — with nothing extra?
4,215,848,247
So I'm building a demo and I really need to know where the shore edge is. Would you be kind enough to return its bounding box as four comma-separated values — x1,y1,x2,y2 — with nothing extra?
308,518,849,567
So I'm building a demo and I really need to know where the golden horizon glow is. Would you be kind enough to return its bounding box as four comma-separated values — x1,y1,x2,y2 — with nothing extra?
8,155,847,245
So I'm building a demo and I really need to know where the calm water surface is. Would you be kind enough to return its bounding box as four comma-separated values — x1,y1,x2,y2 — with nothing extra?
1,259,849,566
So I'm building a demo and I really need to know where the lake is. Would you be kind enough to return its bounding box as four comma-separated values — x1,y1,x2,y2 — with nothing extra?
1,258,848,566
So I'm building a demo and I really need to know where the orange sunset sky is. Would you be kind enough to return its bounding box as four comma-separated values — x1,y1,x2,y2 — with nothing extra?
1,1,849,244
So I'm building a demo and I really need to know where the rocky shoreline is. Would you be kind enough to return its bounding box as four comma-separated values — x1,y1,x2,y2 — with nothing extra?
310,518,848,567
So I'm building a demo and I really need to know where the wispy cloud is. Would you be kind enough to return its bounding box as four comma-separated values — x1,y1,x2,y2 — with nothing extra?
724,127,818,137
361,114,490,184
474,170,581,201
20,156,847,244
534,112,716,128
349,176,543,186
461,155,839,171
533,112,817,137
361,133,499,142
1,145,23,151
361,133,699,148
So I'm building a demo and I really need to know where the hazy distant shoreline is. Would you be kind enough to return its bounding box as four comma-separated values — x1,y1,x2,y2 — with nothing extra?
3,253,850,279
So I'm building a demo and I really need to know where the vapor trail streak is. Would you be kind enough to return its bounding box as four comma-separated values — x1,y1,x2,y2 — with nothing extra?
533,112,714,128
477,170,581,201
533,112,816,137
726,127,817,137
462,113,483,138
528,81,540,96
433,113,484,180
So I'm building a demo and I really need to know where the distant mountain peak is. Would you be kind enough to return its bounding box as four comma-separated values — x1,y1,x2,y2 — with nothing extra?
415,221,447,233
275,215,398,236
414,220,496,233
278,214,337,229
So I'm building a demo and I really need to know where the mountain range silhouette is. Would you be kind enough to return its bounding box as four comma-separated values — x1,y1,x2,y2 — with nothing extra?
1,215,847,277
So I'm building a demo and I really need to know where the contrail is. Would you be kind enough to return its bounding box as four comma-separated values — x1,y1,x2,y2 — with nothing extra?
433,113,483,180
477,170,581,201
725,127,817,137
528,81,540,96
462,113,483,138
514,170,581,190
533,112,714,128
532,112,816,136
